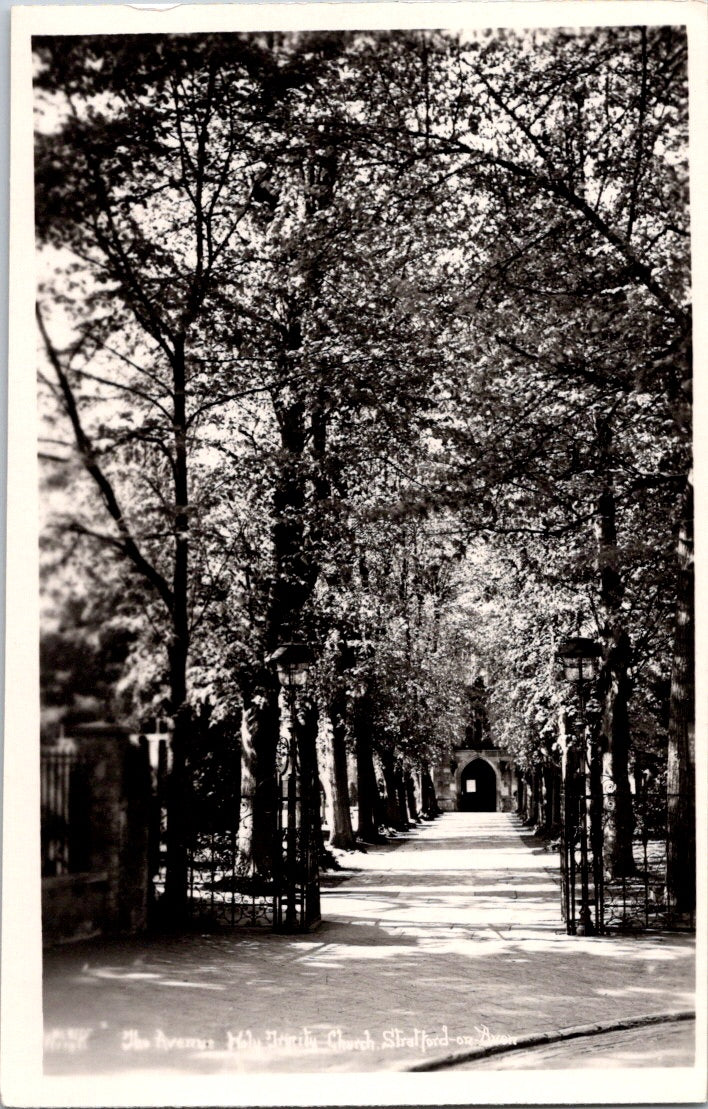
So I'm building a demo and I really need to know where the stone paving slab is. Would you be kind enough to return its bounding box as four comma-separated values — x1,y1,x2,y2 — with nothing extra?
43,813,696,1075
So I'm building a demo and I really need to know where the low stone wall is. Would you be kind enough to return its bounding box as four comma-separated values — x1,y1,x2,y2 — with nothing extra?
42,724,151,945
42,872,109,945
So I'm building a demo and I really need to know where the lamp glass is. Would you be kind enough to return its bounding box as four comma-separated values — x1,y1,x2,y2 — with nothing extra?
277,660,310,689
559,644,599,683
289,663,309,687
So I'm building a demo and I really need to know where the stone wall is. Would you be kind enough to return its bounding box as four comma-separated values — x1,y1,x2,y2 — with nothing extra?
42,724,151,945
433,748,515,812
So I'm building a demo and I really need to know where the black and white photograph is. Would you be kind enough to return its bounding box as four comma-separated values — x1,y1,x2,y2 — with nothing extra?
2,2,706,1104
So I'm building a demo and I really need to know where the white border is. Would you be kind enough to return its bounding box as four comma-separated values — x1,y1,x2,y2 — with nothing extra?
4,3,707,1106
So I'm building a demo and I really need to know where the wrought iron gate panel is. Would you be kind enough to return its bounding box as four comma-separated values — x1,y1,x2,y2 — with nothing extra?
603,791,693,933
277,768,321,933
186,795,280,930
159,774,321,933
560,757,694,935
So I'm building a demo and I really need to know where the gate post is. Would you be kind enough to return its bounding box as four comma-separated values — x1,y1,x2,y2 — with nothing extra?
284,746,299,931
589,731,605,934
270,644,321,933
576,728,594,936
559,717,577,934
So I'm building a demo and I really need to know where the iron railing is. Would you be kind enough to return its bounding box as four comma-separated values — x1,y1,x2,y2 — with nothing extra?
153,774,321,932
603,795,695,933
560,754,695,935
40,748,91,876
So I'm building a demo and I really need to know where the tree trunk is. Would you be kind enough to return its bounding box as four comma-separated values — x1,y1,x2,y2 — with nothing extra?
421,765,439,818
666,473,695,915
542,763,555,833
380,751,401,829
163,679,190,918
297,694,322,924
163,334,191,919
235,139,337,874
237,392,315,874
353,692,380,841
395,764,411,830
320,702,356,850
405,770,419,822
524,774,534,823
528,769,538,825
595,415,636,878
237,674,280,877
514,769,523,817
319,716,335,844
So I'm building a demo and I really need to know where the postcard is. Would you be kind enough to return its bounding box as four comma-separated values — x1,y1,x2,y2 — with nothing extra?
2,2,706,1105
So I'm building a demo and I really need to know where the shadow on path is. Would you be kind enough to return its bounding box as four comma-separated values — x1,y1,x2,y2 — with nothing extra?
43,812,695,1076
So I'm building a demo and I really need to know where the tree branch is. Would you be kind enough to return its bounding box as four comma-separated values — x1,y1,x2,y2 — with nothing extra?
37,303,175,614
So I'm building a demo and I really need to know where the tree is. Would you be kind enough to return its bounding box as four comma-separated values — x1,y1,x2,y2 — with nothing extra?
666,470,694,914
348,26,690,879
36,28,692,918
34,33,309,913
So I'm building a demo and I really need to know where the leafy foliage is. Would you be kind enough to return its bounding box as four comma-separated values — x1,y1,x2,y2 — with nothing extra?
36,27,690,872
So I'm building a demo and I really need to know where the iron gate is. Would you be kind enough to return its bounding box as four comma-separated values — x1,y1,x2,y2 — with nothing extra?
153,761,320,932
40,747,92,877
603,790,693,932
560,746,694,935
560,738,603,935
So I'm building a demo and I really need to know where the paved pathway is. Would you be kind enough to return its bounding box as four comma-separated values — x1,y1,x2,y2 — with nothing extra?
43,813,695,1075
452,1020,695,1070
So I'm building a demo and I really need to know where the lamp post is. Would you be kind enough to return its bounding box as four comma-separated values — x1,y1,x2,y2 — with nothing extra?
557,636,601,936
269,643,314,932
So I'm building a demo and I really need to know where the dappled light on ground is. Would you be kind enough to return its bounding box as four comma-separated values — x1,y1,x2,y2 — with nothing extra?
44,813,695,1075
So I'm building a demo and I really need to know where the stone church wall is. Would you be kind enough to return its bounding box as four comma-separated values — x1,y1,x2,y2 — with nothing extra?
433,749,515,812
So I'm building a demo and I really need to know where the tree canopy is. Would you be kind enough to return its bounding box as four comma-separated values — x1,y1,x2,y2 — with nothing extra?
35,25,693,911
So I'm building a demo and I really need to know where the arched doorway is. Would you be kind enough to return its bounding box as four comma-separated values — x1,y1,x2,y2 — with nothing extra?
459,758,497,812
